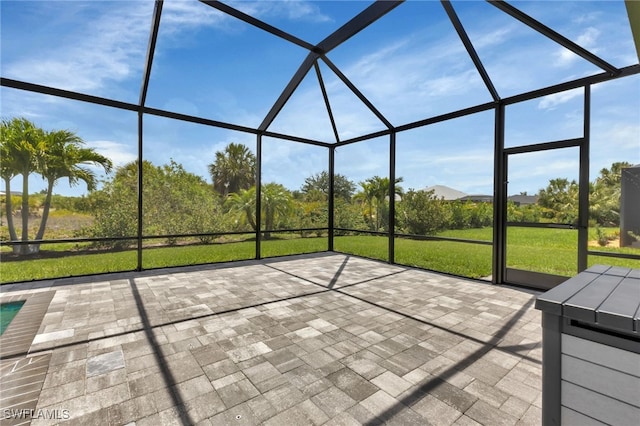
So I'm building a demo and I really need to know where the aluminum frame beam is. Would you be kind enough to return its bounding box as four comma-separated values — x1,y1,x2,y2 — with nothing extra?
140,0,163,107
578,86,591,272
316,0,403,54
322,56,393,129
258,53,319,132
315,62,341,144
442,0,500,101
489,0,619,75
1,78,139,112
258,1,401,133
492,103,506,284
335,63,640,147
199,1,316,52
503,138,583,155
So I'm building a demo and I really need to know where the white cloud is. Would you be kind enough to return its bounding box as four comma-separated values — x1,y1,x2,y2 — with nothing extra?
553,27,600,67
326,32,488,125
162,98,200,117
596,123,640,151
538,87,582,110
161,0,331,33
472,27,515,50
161,0,226,29
506,156,580,195
262,139,327,189
3,0,330,98
396,149,494,193
573,12,602,25
4,2,152,95
430,152,494,166
576,27,600,47
418,70,483,97
89,141,137,168
335,139,389,183
267,73,337,142
510,154,579,180
232,0,332,24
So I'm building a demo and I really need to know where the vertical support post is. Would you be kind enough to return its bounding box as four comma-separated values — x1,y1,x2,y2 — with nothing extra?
328,146,335,251
541,312,562,425
492,103,506,284
388,131,396,264
136,1,162,272
578,85,590,272
256,134,262,260
137,112,144,271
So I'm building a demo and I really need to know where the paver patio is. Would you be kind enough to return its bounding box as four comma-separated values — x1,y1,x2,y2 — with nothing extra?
0,253,542,425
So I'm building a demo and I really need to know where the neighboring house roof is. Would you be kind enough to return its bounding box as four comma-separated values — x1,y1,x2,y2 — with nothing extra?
458,195,493,202
508,195,539,205
423,185,467,200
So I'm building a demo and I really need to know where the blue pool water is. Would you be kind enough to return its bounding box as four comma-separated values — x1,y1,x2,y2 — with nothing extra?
0,301,25,335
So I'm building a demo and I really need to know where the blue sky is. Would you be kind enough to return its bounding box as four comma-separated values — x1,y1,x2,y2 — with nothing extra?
1,0,639,197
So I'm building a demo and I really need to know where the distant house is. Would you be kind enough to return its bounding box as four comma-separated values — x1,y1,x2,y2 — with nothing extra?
419,186,539,206
458,194,493,203
507,194,538,206
422,185,467,200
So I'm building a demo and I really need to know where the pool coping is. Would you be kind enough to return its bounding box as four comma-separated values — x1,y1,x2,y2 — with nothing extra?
0,291,55,359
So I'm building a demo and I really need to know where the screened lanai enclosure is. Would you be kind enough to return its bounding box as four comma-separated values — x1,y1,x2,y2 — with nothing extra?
1,0,639,289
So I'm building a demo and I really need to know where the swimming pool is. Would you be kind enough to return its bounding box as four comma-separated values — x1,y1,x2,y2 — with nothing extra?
1,301,25,335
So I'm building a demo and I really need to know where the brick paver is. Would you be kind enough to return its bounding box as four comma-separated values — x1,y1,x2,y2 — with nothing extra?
0,253,542,425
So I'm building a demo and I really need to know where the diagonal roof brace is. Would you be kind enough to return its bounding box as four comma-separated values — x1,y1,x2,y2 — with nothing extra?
316,0,404,54
199,1,316,52
251,1,403,134
259,53,319,132
139,0,164,107
322,56,393,130
441,0,500,102
314,62,341,144
488,0,619,75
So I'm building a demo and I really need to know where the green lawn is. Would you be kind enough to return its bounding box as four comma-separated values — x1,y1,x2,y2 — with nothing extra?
0,237,329,283
335,227,638,279
1,250,139,283
1,228,638,284
334,236,493,278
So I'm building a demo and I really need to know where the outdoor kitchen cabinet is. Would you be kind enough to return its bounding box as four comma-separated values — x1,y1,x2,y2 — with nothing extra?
535,265,640,426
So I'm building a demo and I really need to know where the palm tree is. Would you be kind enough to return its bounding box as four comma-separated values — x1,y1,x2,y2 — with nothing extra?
370,176,403,231
356,176,403,231
225,187,257,232
356,180,376,229
208,143,256,197
538,178,579,223
0,121,20,242
597,162,631,189
34,129,112,245
261,183,293,239
224,183,293,239
0,117,44,254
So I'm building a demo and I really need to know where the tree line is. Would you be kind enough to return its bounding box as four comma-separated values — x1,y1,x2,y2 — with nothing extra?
1,118,630,253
